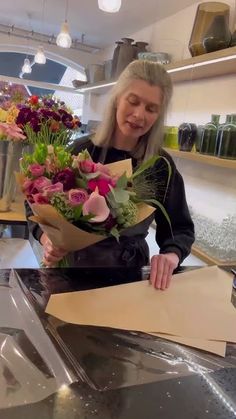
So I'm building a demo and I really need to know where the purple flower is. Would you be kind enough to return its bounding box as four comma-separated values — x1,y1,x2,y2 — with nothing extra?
61,112,73,129
16,107,37,125
58,109,67,116
30,117,40,132
39,109,61,121
43,98,56,107
52,168,76,191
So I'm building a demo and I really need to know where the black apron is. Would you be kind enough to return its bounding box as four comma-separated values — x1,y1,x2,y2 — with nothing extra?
70,213,155,268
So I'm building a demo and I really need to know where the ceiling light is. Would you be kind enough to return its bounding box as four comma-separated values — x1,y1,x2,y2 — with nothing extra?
56,21,72,48
34,46,46,64
98,0,121,13
22,58,32,74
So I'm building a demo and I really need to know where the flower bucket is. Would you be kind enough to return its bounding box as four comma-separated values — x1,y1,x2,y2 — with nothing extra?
0,140,24,212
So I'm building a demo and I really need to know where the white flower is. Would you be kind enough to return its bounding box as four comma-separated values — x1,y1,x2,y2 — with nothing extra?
47,145,54,154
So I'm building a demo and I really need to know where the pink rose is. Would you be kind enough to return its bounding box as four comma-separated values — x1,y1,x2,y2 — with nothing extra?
29,163,45,177
33,176,52,192
88,178,114,196
80,159,97,174
83,188,110,223
68,189,89,206
43,182,64,198
33,193,50,204
22,179,37,195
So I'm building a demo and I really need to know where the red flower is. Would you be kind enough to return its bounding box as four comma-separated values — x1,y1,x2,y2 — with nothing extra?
29,95,39,105
88,178,112,196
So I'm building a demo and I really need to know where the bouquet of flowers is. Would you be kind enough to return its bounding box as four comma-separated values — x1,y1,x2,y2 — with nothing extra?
17,144,171,260
15,95,81,145
0,103,26,142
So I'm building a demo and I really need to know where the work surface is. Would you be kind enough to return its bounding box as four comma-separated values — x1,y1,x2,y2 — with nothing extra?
0,266,236,419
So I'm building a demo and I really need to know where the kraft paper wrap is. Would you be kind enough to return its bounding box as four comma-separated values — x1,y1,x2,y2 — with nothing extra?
46,266,236,356
24,159,155,252
151,334,226,357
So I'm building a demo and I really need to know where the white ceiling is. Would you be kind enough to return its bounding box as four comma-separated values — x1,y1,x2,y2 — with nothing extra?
0,0,198,48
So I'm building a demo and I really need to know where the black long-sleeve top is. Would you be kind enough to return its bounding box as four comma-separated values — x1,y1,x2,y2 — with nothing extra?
25,139,195,267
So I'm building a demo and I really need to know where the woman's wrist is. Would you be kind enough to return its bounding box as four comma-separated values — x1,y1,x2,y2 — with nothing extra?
39,232,48,247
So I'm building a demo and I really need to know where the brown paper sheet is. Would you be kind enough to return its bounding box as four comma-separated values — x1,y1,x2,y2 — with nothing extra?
150,333,226,357
27,158,155,251
46,266,236,345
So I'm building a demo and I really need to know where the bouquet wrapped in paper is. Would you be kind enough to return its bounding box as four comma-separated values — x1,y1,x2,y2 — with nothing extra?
17,143,171,258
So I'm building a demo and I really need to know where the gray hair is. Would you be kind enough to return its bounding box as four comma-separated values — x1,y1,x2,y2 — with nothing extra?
93,60,173,161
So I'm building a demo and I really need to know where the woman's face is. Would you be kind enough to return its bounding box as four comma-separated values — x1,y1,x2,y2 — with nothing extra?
116,79,163,141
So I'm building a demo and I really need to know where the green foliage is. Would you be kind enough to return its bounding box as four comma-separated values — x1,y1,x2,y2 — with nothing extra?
24,121,72,146
50,193,74,221
116,172,128,189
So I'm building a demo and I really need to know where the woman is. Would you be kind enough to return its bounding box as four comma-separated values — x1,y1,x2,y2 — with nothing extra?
26,60,195,290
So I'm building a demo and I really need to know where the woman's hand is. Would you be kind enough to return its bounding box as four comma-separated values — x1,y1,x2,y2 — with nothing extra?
149,253,179,290
40,233,68,267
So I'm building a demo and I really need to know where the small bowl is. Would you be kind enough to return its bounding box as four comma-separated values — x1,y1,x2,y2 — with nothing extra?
138,52,171,64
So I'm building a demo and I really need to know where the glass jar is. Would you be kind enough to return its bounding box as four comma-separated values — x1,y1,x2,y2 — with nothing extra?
218,114,236,160
163,126,178,149
189,2,231,57
200,114,220,155
178,123,197,152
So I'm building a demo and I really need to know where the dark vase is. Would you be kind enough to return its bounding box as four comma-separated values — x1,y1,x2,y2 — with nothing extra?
218,114,236,159
189,2,231,57
178,123,197,152
113,38,135,78
200,114,220,155
111,41,124,78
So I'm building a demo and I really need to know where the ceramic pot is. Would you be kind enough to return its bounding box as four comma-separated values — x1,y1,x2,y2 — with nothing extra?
113,38,135,77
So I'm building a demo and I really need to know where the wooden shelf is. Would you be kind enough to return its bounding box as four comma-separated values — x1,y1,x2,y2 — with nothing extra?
0,197,26,224
164,148,236,170
165,46,236,83
192,245,236,267
76,47,236,94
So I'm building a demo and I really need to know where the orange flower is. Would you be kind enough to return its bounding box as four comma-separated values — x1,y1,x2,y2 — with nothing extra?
50,120,60,132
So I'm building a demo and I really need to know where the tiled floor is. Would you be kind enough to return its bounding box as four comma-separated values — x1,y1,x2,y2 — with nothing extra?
0,227,205,269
